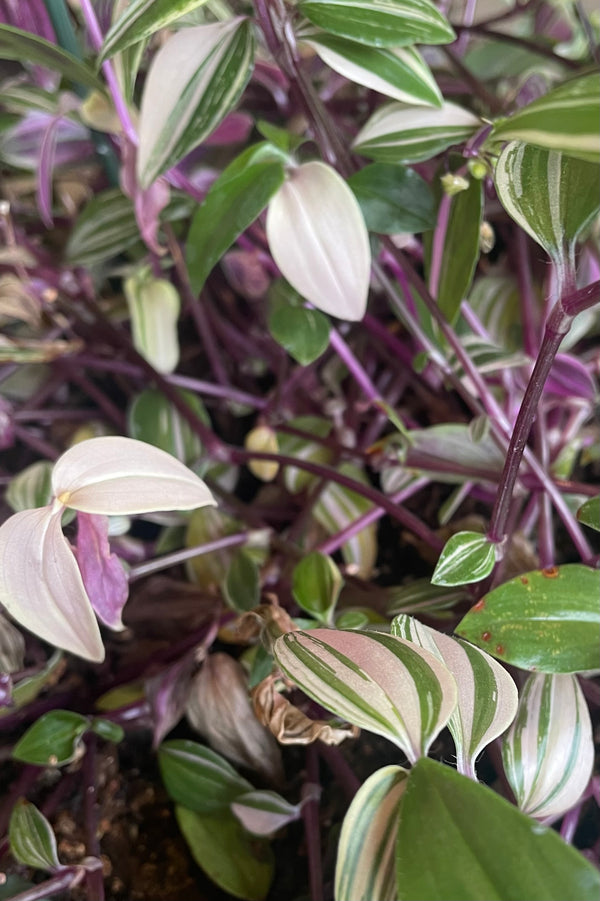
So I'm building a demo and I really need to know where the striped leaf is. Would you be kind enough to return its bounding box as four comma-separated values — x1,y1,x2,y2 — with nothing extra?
65,189,139,266
456,564,600,673
100,0,212,62
0,24,102,90
494,142,600,277
392,615,517,778
272,628,457,762
159,738,252,813
301,32,442,106
490,73,600,163
502,673,594,819
314,464,377,579
298,0,455,48
137,19,254,187
266,161,371,321
432,531,496,587
124,269,181,374
353,101,481,164
9,801,60,872
335,765,408,901
277,416,334,494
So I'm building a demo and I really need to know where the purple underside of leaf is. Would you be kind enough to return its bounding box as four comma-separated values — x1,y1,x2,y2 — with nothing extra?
146,652,198,748
36,113,62,228
546,353,596,401
72,512,129,631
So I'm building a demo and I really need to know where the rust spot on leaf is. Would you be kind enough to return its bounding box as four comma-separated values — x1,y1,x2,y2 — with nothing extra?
520,576,529,585
481,631,491,642
495,645,505,655
541,566,559,578
472,598,486,612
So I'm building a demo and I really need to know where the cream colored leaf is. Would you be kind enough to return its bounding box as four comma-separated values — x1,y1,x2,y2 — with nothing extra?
266,161,371,321
51,436,216,515
0,507,104,662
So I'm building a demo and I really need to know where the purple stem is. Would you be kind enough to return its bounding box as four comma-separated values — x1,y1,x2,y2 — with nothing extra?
4,868,83,901
128,531,253,582
560,804,581,844
515,230,539,357
328,327,381,405
301,745,324,901
428,192,452,298
12,424,59,460
79,0,138,146
316,744,360,800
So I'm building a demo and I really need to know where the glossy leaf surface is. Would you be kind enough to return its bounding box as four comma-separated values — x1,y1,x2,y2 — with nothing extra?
100,0,212,61
128,389,208,464
395,758,600,901
502,673,593,819
9,801,60,871
268,281,330,366
431,531,496,586
455,565,600,673
159,739,252,813
577,496,600,532
292,551,344,625
347,162,435,233
13,710,88,766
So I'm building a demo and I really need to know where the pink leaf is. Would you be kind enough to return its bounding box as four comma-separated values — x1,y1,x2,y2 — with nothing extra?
73,513,128,631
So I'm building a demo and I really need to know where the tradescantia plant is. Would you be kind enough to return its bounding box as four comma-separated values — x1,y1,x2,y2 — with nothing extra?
0,0,599,899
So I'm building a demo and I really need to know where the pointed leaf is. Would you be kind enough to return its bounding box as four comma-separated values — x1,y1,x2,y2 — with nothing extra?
347,162,435,234
137,19,254,187
392,615,517,777
502,673,593,820
494,143,600,267
314,464,377,579
72,513,128,630
51,436,216,515
224,550,261,612
577,496,600,532
100,0,212,62
335,765,408,901
159,738,252,813
128,388,208,464
354,102,481,164
65,188,140,267
298,0,455,48
0,507,104,661
292,551,344,625
124,270,181,375
273,628,457,762
455,564,600,673
266,161,371,321
9,801,60,871
395,758,600,901
302,33,442,106
0,25,102,90
490,73,600,163
268,280,330,366
175,806,274,901
231,790,302,837
431,531,497,586
13,710,89,767
187,143,286,294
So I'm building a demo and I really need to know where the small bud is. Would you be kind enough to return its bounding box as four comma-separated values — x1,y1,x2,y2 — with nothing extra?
479,221,495,254
467,159,488,180
440,173,470,196
245,426,279,482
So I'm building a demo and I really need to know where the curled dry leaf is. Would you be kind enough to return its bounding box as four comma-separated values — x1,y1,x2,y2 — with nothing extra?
186,653,284,784
252,673,360,746
228,601,298,649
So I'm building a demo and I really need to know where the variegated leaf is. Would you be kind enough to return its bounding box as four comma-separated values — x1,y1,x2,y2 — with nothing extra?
137,19,254,187
100,0,212,62
353,101,481,164
494,142,600,276
502,673,593,819
65,188,139,266
392,615,518,778
314,464,376,579
490,73,600,164
231,790,302,837
335,765,408,901
272,628,457,762
124,268,181,374
277,416,333,494
52,436,216,515
266,161,371,321
301,32,441,106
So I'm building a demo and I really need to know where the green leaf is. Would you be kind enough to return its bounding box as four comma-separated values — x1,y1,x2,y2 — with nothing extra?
494,143,600,274
354,101,481,164
175,806,274,901
455,564,600,673
187,144,285,294
426,177,483,325
0,651,63,719
137,18,255,187
577,495,600,531
12,710,89,767
396,758,600,901
292,551,344,625
277,416,334,494
65,189,140,266
335,765,408,901
314,463,377,579
490,73,600,163
159,739,252,813
386,578,468,616
0,25,102,90
347,162,435,234
9,800,60,871
89,718,125,744
502,673,593,820
431,531,497,587
272,628,457,763
100,0,212,62
128,388,209,464
392,615,517,778
268,279,331,365
224,550,261,612
301,32,442,106
124,269,181,375
298,0,455,48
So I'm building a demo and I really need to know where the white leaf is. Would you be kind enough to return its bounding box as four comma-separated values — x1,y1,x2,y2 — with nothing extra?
0,507,104,662
51,436,216,515
266,161,371,321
